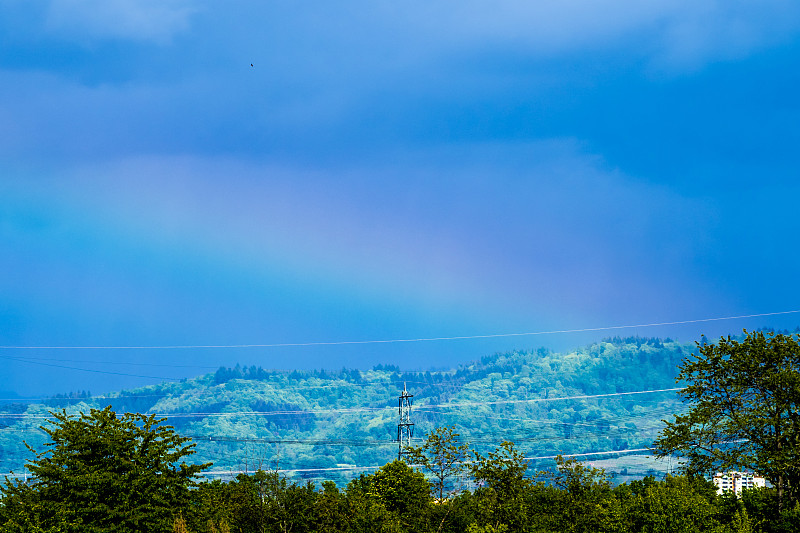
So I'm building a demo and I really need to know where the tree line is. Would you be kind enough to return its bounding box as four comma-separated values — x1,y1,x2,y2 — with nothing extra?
0,336,695,478
2,330,800,532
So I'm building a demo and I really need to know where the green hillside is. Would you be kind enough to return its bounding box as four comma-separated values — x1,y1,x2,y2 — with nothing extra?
0,337,691,484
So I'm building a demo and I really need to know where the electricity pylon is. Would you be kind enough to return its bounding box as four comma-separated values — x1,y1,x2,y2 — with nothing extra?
398,383,414,461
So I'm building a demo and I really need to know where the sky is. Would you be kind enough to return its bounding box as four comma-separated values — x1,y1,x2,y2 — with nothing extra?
2,1,800,396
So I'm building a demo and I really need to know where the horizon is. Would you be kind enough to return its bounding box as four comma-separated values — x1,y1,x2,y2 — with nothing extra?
3,322,799,398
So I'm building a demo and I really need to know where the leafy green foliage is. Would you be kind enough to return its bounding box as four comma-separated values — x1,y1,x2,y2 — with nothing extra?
578,474,725,533
0,406,209,532
1,337,692,483
5,328,800,531
405,425,470,499
180,464,783,533
315,480,349,532
533,455,614,532
469,441,531,532
348,460,432,531
0,420,789,533
653,330,800,509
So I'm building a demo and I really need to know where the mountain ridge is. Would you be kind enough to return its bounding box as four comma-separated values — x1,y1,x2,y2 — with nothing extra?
1,335,700,483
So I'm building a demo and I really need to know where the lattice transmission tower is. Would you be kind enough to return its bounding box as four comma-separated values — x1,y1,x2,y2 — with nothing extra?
397,383,414,461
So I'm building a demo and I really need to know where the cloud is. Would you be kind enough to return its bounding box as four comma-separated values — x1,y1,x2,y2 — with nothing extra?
3,0,798,70
653,0,800,71
26,141,718,327
385,0,800,72
45,0,196,42
248,0,798,78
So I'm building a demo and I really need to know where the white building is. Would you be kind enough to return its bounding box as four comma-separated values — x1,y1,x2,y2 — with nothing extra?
712,471,766,496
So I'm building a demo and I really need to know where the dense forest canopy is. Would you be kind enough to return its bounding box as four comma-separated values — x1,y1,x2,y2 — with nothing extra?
4,404,800,532
5,330,800,531
0,336,698,484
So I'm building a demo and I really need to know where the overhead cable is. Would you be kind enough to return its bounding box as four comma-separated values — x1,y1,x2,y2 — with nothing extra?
1,310,797,350
0,386,682,421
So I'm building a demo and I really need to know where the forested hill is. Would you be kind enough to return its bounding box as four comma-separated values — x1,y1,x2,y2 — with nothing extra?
1,337,692,482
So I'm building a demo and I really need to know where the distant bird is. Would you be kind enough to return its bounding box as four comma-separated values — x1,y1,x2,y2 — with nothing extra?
251,63,254,67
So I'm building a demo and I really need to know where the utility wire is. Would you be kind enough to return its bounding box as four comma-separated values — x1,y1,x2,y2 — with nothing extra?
524,447,654,461
0,386,682,420
1,310,797,350
182,427,660,447
0,354,218,369
0,355,181,381
3,451,671,479
0,379,456,402
418,406,679,429
2,378,466,400
196,447,662,477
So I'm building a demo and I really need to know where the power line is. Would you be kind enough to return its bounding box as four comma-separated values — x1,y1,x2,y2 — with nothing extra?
0,354,218,369
1,310,797,350
0,387,682,421
187,436,396,446
0,379,458,403
196,447,662,477
420,388,683,409
524,447,654,461
0,355,182,381
418,405,680,429
0,424,669,445
2,452,673,480
145,424,663,447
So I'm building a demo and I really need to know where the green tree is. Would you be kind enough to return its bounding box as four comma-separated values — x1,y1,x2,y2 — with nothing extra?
469,441,532,532
185,478,235,533
0,406,209,533
195,470,318,533
347,460,431,532
315,480,348,533
653,330,800,510
405,425,471,500
628,475,722,533
537,455,615,532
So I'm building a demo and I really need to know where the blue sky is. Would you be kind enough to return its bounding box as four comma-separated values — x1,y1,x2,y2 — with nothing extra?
2,1,800,395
